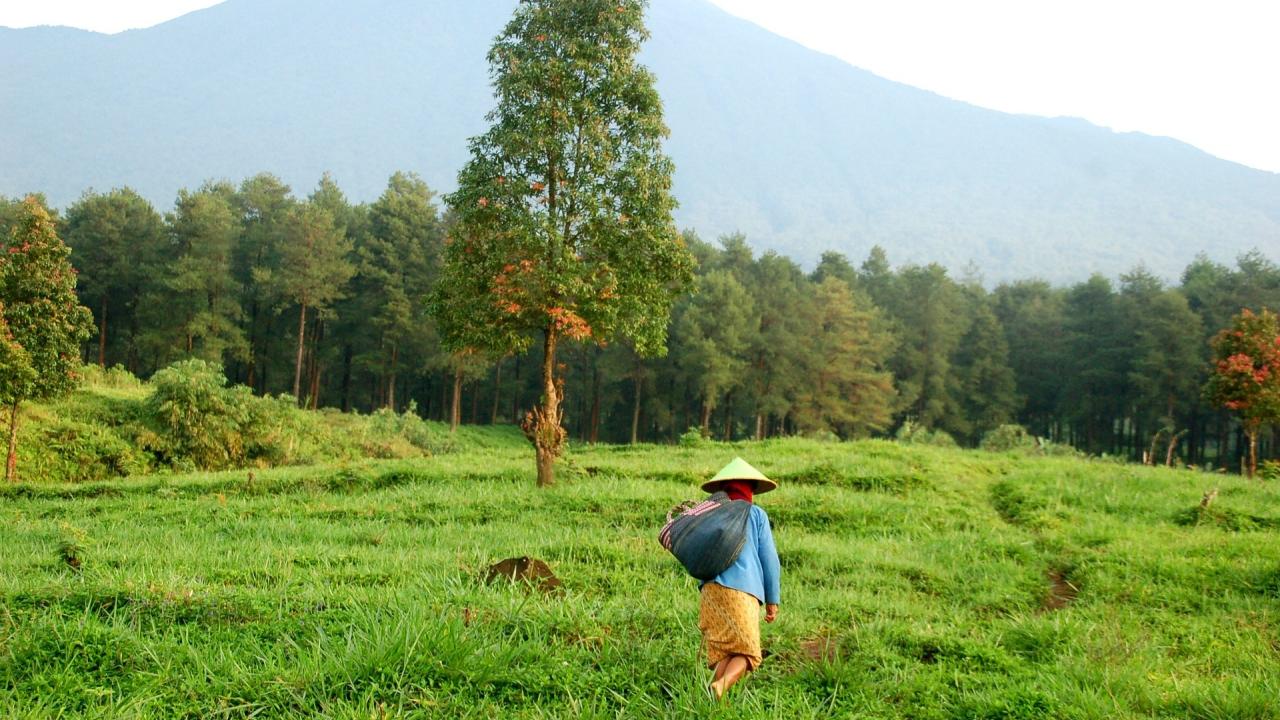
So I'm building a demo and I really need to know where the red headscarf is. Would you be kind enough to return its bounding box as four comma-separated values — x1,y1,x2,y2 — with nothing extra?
723,480,755,503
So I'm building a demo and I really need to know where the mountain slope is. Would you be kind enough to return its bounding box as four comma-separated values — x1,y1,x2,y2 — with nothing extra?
2,0,1278,282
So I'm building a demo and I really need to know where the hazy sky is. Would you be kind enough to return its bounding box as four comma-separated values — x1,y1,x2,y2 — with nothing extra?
3,0,1277,173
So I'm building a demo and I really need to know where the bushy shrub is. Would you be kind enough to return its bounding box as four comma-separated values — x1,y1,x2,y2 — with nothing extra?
895,420,957,448
78,364,145,391
678,426,709,448
1260,461,1280,481
37,418,149,481
980,424,1036,452
240,393,326,467
363,401,454,457
802,429,841,443
144,360,252,470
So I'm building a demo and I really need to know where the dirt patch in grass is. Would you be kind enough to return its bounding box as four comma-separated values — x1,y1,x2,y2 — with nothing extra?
484,556,563,593
1043,568,1078,611
801,635,838,662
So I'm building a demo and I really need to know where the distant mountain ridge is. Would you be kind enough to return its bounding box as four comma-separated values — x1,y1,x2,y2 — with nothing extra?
3,0,1278,282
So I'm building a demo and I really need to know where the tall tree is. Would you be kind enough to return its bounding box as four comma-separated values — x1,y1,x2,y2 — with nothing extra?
743,252,808,439
64,188,166,369
433,0,693,486
792,277,896,437
1120,270,1204,456
951,289,1018,444
310,175,370,412
1206,308,1280,478
263,202,355,401
672,270,754,435
885,264,967,430
164,183,246,364
992,280,1066,437
357,172,442,410
1061,275,1128,453
0,198,93,481
233,173,295,390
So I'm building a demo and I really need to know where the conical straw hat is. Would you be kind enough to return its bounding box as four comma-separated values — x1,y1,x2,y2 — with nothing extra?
700,457,778,494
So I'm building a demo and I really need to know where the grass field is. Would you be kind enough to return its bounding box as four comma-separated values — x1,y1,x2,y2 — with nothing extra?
2,435,1279,719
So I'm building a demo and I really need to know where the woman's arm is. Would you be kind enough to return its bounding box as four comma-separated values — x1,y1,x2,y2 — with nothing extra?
757,509,781,607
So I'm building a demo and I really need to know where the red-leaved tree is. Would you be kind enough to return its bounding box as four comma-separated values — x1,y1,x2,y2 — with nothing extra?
1206,308,1280,478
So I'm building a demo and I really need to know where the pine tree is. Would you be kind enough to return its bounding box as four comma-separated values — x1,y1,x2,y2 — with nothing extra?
0,198,93,481
743,252,808,440
432,0,694,486
266,203,355,401
356,172,442,410
1062,275,1128,453
793,277,896,437
672,270,754,436
992,280,1067,437
951,290,1018,444
165,183,247,364
885,264,967,430
64,188,166,370
233,173,295,391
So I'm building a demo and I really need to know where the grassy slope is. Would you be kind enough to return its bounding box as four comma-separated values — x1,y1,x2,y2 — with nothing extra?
1,438,1278,719
10,370,500,483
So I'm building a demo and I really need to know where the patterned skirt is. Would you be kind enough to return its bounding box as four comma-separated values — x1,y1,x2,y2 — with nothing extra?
698,582,763,670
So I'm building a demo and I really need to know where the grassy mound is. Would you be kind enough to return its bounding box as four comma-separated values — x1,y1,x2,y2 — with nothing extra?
2,440,1278,718
11,364,521,483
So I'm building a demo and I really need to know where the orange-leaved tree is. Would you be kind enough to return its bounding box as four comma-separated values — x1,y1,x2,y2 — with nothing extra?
1206,308,1280,478
430,0,693,486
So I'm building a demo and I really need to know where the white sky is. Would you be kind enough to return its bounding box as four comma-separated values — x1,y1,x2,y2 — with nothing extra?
3,0,1277,173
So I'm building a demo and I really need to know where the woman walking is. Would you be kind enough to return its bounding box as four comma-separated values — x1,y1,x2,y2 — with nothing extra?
697,458,781,701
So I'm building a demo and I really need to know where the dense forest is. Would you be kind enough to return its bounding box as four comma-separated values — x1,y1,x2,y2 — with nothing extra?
1,176,1276,470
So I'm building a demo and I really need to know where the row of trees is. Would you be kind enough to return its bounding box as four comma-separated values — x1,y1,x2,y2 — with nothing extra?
4,182,1277,473
1,173,446,416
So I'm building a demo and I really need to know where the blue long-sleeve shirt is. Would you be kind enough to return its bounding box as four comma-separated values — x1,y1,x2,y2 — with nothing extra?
702,504,780,605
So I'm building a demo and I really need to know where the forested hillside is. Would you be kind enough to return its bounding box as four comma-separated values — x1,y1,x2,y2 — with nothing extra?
2,180,1276,473
3,0,1279,282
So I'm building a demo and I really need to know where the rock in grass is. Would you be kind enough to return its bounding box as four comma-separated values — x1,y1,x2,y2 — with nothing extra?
485,556,562,593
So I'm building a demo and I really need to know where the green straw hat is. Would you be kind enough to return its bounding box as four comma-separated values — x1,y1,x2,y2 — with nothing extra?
700,457,778,494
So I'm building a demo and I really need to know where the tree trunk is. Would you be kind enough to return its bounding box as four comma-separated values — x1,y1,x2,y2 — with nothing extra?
491,359,503,425
387,345,398,410
631,376,642,445
306,318,324,409
755,413,765,441
523,327,564,487
98,297,108,367
440,375,449,421
727,406,736,437
700,400,712,437
340,344,353,413
1147,430,1164,467
246,298,259,391
589,366,601,444
451,367,463,433
1165,429,1188,467
1249,425,1259,476
309,364,322,411
5,402,18,483
292,302,308,402
512,354,521,424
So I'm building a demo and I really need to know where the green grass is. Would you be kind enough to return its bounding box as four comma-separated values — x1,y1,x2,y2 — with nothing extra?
2,439,1279,718
10,368,479,483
